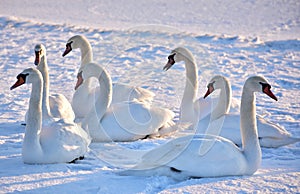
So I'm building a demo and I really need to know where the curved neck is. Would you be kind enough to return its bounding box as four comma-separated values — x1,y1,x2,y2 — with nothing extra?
24,76,43,152
240,86,261,172
180,58,198,123
37,55,52,120
79,40,93,66
82,66,112,127
211,80,232,120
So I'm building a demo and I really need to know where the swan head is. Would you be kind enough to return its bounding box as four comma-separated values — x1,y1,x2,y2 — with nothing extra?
62,35,88,57
75,63,104,90
34,44,46,66
10,68,42,90
204,75,230,98
163,47,195,71
245,76,278,101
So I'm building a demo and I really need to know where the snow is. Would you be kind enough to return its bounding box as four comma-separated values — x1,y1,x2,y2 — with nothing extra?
0,0,299,193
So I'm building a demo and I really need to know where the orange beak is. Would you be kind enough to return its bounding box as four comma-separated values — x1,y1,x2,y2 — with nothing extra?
75,72,83,90
204,84,214,99
10,76,25,90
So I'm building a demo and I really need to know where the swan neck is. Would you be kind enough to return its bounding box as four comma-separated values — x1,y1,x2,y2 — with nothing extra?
37,55,52,120
240,87,261,172
84,66,112,125
97,68,112,120
180,58,198,122
24,76,43,151
211,80,232,120
79,40,93,66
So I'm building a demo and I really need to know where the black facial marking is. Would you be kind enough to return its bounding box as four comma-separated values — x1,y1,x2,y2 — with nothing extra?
77,71,83,79
168,53,176,61
66,41,73,49
163,53,176,71
259,82,271,92
17,73,29,82
62,41,73,57
207,81,215,89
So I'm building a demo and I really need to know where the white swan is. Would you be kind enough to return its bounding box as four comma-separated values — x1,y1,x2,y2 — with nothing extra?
198,75,300,147
77,62,175,142
163,47,224,124
34,44,75,123
62,35,155,121
10,68,90,164
120,76,278,179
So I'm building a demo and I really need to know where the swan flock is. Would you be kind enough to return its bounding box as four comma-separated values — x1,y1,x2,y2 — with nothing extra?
9,35,299,180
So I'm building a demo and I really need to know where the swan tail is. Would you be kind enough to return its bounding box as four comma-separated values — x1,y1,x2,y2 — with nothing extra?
259,136,300,148
135,87,155,102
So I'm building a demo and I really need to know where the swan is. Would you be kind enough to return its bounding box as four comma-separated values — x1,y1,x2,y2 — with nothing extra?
120,76,278,180
198,75,300,147
34,44,75,123
10,68,90,164
62,35,155,121
163,47,224,124
77,62,175,142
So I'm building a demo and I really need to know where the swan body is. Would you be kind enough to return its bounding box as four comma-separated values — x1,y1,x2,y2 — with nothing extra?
11,68,90,164
120,76,278,179
78,63,175,142
163,47,223,124
63,35,155,121
34,44,75,123
198,75,300,147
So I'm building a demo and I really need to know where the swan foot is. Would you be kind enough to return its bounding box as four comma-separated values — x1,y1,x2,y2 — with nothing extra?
21,123,26,126
189,176,202,179
235,143,240,147
170,167,203,180
170,167,181,173
142,135,150,140
68,156,85,163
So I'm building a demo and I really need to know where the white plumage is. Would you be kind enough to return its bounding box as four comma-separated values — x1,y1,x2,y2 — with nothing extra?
11,68,90,164
120,76,278,179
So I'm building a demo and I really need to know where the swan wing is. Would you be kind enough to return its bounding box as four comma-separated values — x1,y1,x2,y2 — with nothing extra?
112,83,155,104
126,134,246,177
89,101,174,142
194,96,218,120
213,113,293,146
49,93,75,122
40,120,90,163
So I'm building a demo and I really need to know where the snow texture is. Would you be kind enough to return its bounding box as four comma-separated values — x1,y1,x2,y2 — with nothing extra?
0,0,299,193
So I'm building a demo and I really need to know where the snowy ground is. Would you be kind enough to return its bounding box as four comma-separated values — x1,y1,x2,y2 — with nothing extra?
0,0,299,193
